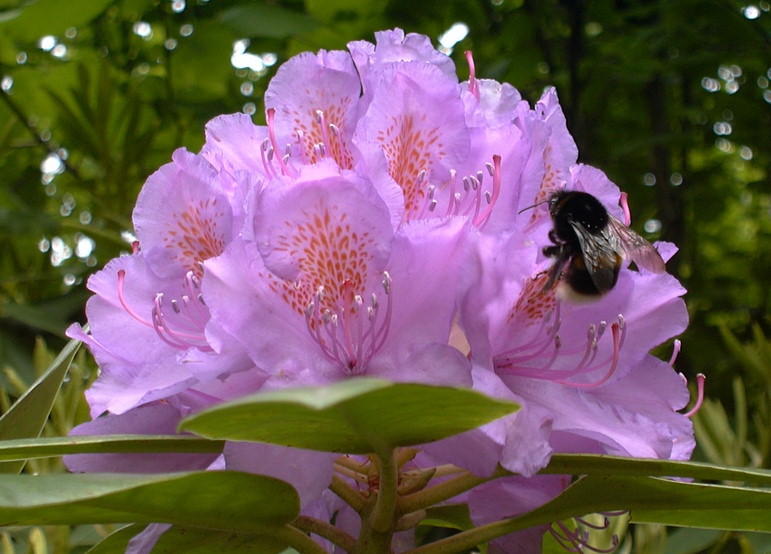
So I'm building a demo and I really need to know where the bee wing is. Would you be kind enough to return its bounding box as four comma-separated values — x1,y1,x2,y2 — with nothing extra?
606,216,666,273
568,220,622,293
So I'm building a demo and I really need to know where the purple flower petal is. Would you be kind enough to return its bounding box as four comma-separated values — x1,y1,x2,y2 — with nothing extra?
223,441,337,509
133,149,233,279
64,402,218,473
265,50,361,170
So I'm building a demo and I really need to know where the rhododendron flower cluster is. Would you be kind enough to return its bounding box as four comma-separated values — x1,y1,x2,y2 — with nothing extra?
66,29,696,553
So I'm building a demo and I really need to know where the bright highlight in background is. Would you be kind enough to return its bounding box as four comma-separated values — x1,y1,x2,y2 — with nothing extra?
438,22,469,54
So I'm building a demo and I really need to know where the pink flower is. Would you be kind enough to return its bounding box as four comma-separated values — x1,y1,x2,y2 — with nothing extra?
66,28,696,553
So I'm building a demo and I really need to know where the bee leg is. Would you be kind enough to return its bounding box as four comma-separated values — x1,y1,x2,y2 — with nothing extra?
540,253,569,293
548,229,560,244
543,244,561,257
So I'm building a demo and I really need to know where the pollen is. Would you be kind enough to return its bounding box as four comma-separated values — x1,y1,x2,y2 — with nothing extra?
376,114,444,215
271,206,376,317
163,197,226,276
509,273,557,323
529,146,567,223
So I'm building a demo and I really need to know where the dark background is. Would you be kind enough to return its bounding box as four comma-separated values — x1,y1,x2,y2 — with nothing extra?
0,1,768,551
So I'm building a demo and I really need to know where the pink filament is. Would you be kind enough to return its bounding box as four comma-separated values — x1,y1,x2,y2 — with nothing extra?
465,50,479,100
304,273,393,375
618,192,631,226
473,155,502,228
116,269,211,351
683,373,706,418
266,108,290,176
549,519,620,554
495,310,625,389
668,339,682,366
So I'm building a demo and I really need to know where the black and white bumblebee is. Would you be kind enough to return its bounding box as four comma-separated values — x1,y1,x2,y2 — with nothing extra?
541,190,666,299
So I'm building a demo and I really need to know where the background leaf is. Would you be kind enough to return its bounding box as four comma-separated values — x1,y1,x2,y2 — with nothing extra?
0,0,113,40
0,338,79,473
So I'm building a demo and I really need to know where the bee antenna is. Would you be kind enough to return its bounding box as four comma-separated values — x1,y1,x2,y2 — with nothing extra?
517,198,550,214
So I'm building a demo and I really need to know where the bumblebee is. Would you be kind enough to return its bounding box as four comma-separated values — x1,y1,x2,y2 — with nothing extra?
542,191,666,298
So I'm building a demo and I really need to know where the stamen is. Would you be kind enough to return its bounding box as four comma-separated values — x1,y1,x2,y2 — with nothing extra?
131,241,141,254
549,519,620,554
495,309,624,389
465,50,479,101
682,373,706,418
668,339,681,366
116,269,212,352
266,108,290,176
472,154,502,228
116,270,153,328
260,138,276,178
619,192,631,226
303,273,393,375
315,109,333,159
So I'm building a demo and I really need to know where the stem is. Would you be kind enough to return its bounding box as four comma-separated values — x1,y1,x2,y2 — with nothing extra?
335,455,370,474
273,524,328,554
398,470,491,514
334,463,369,484
353,448,398,553
370,449,398,533
431,464,467,478
330,474,366,512
294,515,356,552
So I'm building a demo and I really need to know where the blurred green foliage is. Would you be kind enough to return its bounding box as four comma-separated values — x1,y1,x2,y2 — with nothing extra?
0,0,768,552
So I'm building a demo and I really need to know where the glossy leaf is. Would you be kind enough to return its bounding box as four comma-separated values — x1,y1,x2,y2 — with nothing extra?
85,525,145,554
0,471,298,532
407,476,771,553
542,453,771,485
152,527,289,553
181,378,519,454
0,435,224,461
0,338,80,473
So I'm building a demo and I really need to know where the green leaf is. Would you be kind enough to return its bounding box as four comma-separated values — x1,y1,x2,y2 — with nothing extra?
521,476,771,535
0,435,224,461
152,527,289,553
421,504,474,531
541,453,771,485
181,379,519,454
218,4,317,38
170,21,238,101
0,0,114,41
85,525,145,554
0,338,80,473
82,524,292,554
0,471,299,532
417,476,771,553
